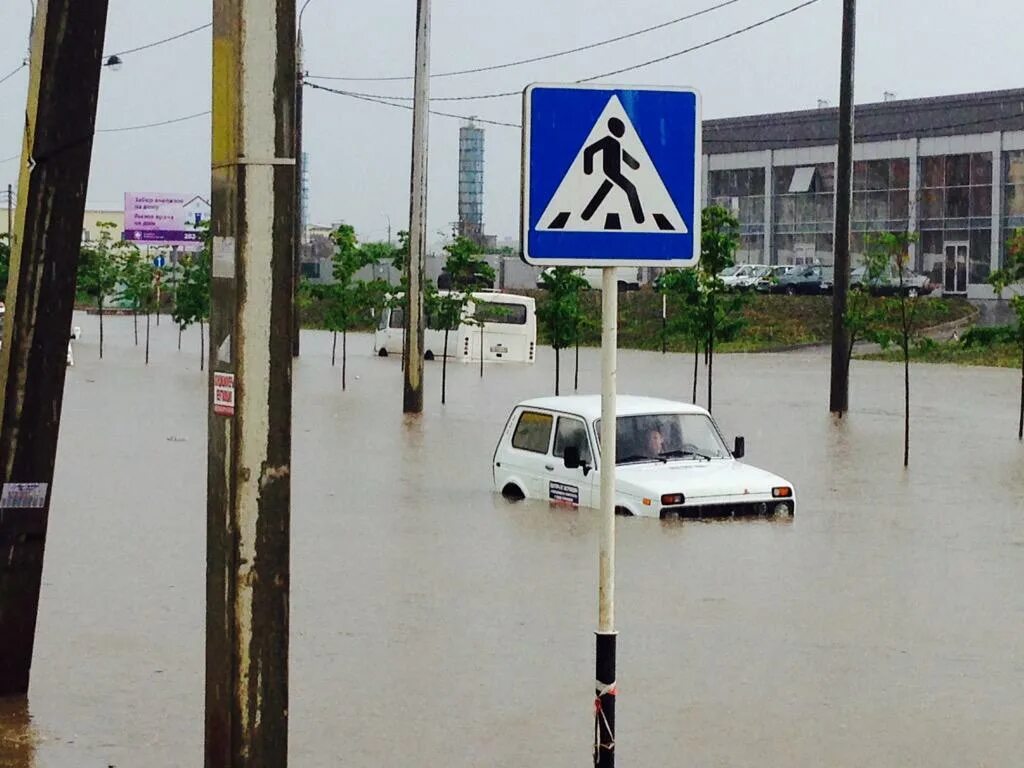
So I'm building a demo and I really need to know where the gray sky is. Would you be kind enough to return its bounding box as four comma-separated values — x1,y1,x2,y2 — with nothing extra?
1,0,1021,248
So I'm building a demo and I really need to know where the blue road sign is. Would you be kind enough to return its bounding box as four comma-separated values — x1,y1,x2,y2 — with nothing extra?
153,256,166,269
522,83,702,267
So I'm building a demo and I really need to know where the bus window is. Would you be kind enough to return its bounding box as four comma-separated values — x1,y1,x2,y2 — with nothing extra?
473,302,527,325
388,307,405,329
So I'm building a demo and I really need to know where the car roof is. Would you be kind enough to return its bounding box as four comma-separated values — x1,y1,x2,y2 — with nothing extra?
516,395,710,420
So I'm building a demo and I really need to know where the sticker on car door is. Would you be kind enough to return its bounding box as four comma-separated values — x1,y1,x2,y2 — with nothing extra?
549,481,580,506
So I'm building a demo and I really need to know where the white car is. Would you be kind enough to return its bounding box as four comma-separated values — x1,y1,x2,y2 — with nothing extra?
492,395,795,519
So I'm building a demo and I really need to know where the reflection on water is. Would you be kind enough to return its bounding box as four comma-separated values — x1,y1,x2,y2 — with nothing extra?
3,314,1023,766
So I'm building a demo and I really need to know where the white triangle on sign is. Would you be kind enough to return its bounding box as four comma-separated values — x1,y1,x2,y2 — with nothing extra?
537,95,688,235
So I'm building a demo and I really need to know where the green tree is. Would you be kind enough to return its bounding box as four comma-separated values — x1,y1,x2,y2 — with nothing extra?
988,228,1024,440
696,205,746,411
326,224,388,389
172,225,212,370
119,258,159,364
658,268,704,402
865,231,920,466
842,239,893,387
77,221,124,359
537,267,588,395
438,236,495,388
115,244,147,346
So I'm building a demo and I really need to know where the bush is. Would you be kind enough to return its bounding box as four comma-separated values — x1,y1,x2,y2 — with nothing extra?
960,325,1019,348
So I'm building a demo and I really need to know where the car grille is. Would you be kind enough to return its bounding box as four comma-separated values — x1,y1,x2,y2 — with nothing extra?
660,500,792,519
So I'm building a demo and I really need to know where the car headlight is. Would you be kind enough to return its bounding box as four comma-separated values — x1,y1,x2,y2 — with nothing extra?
661,493,685,505
772,487,792,498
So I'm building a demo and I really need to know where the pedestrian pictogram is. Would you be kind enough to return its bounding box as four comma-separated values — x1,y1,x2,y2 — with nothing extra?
538,96,687,235
522,83,702,267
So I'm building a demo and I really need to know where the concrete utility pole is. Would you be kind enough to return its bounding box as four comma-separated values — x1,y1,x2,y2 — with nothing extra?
829,0,856,415
292,29,304,358
205,0,294,764
0,0,109,696
403,0,432,414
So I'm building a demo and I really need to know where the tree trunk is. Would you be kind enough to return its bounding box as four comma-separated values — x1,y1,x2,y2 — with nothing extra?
200,320,205,372
98,297,104,359
903,338,910,467
899,294,910,467
145,311,151,365
133,308,138,346
178,326,182,351
331,331,337,366
442,329,449,404
1018,341,1023,441
692,338,698,403
707,328,715,413
554,346,560,396
479,323,484,378
574,328,580,392
342,329,347,391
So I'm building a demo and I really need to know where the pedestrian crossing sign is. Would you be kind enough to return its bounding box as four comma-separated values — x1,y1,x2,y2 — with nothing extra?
521,83,701,267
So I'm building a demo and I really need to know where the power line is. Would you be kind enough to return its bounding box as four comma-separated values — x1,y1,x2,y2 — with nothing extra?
307,0,748,83
578,0,821,82
96,110,211,133
0,63,27,87
312,0,823,103
105,22,211,58
305,82,522,127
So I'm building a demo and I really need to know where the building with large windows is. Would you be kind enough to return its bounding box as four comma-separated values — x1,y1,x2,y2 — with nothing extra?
702,88,1024,298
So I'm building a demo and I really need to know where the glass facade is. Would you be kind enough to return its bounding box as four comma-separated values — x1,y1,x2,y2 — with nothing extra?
708,168,766,263
458,125,485,241
705,135,1021,291
918,153,992,288
774,164,835,265
1004,150,1024,264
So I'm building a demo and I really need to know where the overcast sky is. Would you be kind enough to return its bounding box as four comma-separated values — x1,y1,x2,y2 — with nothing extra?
1,0,1021,248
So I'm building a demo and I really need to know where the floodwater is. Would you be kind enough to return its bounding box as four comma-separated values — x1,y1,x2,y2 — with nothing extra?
1,311,1023,767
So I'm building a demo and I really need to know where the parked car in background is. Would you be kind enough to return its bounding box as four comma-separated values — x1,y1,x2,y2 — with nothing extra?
733,265,772,290
772,265,834,295
719,264,765,290
752,265,796,293
850,265,934,297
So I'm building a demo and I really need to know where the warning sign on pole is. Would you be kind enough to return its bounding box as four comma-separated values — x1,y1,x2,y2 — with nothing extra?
213,372,236,417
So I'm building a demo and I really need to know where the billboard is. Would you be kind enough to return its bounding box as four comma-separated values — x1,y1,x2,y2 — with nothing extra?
123,193,210,250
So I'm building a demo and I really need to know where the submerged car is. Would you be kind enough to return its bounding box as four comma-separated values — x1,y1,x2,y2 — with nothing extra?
492,395,795,519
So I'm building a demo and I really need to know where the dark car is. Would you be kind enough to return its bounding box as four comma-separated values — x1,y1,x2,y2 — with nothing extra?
850,266,933,297
774,265,833,295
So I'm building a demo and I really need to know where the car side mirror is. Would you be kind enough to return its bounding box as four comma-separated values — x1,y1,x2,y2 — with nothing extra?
733,436,745,459
563,446,591,476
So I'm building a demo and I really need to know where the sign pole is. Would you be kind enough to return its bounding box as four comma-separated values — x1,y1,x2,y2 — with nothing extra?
595,266,618,766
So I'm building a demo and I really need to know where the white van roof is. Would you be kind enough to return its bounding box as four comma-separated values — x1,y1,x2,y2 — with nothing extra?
517,395,709,421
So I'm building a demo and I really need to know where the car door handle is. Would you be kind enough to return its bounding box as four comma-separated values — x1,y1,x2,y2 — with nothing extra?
545,464,555,471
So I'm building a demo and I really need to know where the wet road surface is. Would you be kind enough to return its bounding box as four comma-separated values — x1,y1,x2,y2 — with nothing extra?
1,311,1022,766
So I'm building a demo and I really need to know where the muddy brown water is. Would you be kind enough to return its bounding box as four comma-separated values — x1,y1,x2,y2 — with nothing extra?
1,312,1022,767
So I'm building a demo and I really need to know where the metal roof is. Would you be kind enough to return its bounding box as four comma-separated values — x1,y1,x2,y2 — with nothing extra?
704,88,1024,154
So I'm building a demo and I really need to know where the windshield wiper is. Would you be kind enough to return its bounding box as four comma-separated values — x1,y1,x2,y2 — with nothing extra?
617,454,661,465
659,449,713,461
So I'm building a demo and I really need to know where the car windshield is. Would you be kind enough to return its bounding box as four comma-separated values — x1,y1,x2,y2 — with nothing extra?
720,266,741,277
751,266,771,277
595,413,730,464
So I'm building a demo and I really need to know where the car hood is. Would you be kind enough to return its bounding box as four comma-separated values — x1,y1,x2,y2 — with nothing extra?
614,459,791,501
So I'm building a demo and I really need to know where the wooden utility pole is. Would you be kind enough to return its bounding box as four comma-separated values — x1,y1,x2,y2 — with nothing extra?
403,0,431,414
292,30,304,358
205,0,294,764
0,0,109,697
829,0,856,415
